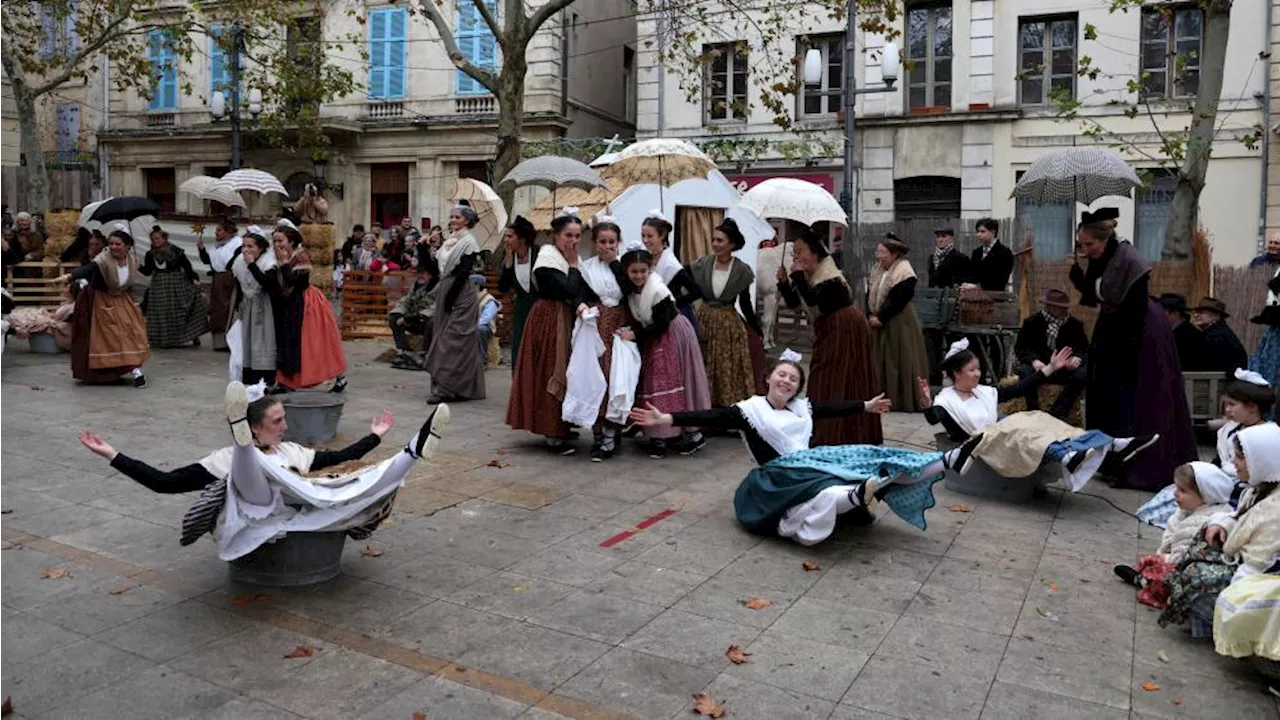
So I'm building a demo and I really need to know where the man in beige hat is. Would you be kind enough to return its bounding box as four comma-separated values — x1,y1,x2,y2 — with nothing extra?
1013,287,1089,420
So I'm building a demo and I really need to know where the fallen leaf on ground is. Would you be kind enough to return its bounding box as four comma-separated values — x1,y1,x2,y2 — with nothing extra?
412,713,427,720
801,560,820,571
2,696,12,716
1,541,21,550
29,384,46,391
108,585,133,595
512,583,528,594
741,597,772,610
692,692,726,717
947,504,971,513
231,592,270,606
1157,651,1170,663
284,645,316,659
40,567,71,579
1141,681,1160,692
725,645,752,664
1046,582,1060,592
487,459,511,469
1172,698,1184,706
495,448,512,455
361,545,385,558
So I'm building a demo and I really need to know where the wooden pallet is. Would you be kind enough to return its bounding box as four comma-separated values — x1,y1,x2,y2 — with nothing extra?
339,269,416,339
4,262,80,306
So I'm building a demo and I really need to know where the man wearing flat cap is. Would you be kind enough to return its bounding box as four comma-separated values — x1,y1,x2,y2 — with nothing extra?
927,227,972,288
1013,288,1089,419
1184,297,1248,373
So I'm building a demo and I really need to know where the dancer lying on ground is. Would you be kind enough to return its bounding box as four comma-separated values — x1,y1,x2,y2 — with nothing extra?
629,352,979,546
77,381,449,560
919,338,1158,490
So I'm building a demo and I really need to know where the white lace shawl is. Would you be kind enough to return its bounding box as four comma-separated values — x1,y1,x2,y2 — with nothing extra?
580,256,622,307
628,271,674,326
231,249,278,300
654,247,683,284
932,385,999,435
735,395,813,458
437,230,480,276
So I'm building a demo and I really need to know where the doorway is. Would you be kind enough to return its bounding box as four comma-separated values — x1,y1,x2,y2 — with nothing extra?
144,167,177,213
371,163,410,229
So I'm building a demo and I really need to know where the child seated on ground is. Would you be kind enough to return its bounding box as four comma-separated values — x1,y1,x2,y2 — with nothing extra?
1137,369,1276,528
1114,462,1234,607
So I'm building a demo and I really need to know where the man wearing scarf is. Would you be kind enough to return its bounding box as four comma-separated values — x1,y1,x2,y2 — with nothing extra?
926,227,972,288
1014,287,1089,420
1069,208,1196,490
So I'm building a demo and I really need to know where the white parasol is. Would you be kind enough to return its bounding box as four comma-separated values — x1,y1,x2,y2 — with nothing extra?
448,178,508,252
737,178,848,227
178,175,247,208
219,168,288,196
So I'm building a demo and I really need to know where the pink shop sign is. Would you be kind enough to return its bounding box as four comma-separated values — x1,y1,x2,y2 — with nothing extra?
724,173,835,194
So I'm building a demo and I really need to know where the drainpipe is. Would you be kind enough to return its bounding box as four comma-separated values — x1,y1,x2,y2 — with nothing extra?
561,12,569,122
1260,0,1273,254
99,49,110,199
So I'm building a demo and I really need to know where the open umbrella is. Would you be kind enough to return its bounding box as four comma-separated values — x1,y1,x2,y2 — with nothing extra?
87,196,162,223
737,178,848,227
179,175,247,208
501,156,605,191
448,178,508,252
220,168,288,196
609,138,716,188
1012,147,1141,204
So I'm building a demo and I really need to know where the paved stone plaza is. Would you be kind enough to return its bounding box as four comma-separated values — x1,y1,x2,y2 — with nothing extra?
1,340,1276,719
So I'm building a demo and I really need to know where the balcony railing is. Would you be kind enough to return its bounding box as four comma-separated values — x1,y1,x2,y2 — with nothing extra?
455,96,495,114
43,150,97,169
366,101,405,120
147,112,176,127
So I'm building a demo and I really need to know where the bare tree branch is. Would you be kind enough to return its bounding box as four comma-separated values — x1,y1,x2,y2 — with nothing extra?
526,0,581,41
29,10,137,96
417,0,498,93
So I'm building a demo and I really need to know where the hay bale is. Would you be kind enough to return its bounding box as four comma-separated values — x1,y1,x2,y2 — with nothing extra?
305,246,333,266
310,267,333,291
300,223,335,252
43,209,80,259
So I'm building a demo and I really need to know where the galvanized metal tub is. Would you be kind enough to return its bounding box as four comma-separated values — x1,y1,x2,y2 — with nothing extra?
280,390,345,444
935,432,1055,504
228,531,346,587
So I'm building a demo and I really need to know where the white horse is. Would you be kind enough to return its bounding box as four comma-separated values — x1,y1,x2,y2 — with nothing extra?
754,243,792,350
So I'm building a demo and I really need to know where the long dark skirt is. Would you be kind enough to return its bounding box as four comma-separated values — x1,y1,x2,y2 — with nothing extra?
507,298,571,437
144,269,209,348
812,306,884,446
873,304,929,414
1088,298,1196,490
509,291,534,373
425,275,486,400
734,465,845,536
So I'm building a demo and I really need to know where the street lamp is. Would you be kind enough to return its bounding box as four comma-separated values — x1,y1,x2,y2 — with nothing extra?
312,157,344,199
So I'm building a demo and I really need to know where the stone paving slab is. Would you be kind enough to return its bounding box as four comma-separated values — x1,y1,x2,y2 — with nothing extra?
2,338,1277,719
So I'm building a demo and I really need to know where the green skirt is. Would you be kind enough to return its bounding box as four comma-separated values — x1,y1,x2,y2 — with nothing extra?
509,291,534,372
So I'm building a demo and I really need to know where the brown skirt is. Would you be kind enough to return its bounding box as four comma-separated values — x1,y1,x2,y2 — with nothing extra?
507,299,572,437
208,271,237,334
695,302,757,407
593,303,630,423
71,285,150,382
424,275,486,400
873,304,929,413
810,306,883,446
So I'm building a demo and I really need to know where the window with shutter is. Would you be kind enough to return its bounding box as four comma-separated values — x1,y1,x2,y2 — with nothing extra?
369,7,407,100
56,102,79,160
39,5,57,60
210,26,228,95
148,30,178,111
456,0,499,96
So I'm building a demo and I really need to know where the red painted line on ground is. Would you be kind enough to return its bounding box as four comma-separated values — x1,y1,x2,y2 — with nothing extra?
599,508,679,548
634,508,678,530
599,530,636,548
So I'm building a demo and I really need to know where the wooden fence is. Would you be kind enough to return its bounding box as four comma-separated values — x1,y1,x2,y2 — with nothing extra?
338,267,514,342
4,261,80,306
1,166,96,212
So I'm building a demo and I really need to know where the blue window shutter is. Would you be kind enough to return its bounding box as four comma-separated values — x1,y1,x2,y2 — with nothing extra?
387,8,407,99
149,30,178,110
56,102,79,155
39,5,56,59
369,9,388,99
63,6,78,57
210,26,227,95
455,1,496,96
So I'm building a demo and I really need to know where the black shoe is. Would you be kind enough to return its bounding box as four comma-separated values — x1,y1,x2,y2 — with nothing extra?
1116,434,1160,465
622,424,642,438
546,439,576,456
948,434,983,474
1113,564,1141,587
679,433,706,456
407,404,450,459
133,374,147,388
330,376,347,394
567,429,581,441
427,394,445,405
648,440,667,459
590,432,617,462
1065,448,1093,474
265,383,289,395
192,337,201,347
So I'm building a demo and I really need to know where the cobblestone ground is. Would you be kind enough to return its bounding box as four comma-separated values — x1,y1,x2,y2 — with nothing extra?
1,339,1276,719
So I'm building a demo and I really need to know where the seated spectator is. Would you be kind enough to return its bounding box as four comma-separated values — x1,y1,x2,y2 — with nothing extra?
1184,297,1248,373
1155,292,1201,369
354,234,379,270
389,249,437,370
399,215,422,243
341,224,365,264
1014,288,1089,420
473,273,499,367
11,211,46,262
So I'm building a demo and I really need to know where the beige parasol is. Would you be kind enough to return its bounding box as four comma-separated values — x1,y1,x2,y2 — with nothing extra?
448,178,509,252
608,138,717,188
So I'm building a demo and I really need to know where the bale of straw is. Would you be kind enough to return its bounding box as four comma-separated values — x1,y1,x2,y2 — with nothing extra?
42,210,80,259
300,223,335,252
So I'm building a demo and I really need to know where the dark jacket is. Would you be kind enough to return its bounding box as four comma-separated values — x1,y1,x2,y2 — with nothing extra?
1182,320,1249,373
1015,312,1090,366
927,249,971,288
969,241,1014,291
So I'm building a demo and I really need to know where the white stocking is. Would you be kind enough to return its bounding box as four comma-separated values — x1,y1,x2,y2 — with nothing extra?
777,484,859,546
231,444,272,506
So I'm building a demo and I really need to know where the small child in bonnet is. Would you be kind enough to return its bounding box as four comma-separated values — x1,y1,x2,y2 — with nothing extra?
1114,461,1234,608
